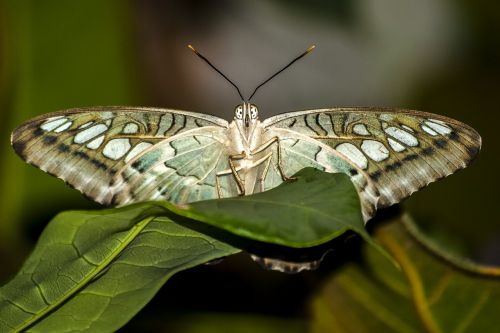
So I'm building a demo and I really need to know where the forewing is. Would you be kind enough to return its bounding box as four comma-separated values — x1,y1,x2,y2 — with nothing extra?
11,107,228,204
263,107,481,208
110,127,237,205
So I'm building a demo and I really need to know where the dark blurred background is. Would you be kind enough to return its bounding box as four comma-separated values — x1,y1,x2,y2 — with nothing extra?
0,0,499,332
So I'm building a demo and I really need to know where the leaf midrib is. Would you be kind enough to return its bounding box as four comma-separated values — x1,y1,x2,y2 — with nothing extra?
14,217,155,333
378,230,441,333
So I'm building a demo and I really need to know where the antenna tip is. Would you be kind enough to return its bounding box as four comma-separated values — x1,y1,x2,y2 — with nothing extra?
306,45,316,53
187,44,197,52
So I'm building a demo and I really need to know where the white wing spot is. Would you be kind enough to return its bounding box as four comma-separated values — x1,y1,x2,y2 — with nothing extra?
421,125,438,136
361,140,389,162
336,143,368,169
103,139,132,160
86,135,105,150
123,123,139,134
384,127,419,147
353,124,370,136
424,120,452,135
402,125,415,132
54,121,73,133
74,124,108,144
79,121,94,129
41,117,68,131
427,118,446,125
46,115,64,120
125,142,153,163
388,138,406,152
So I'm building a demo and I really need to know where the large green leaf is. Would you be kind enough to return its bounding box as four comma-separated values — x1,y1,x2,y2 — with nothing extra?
0,205,238,332
310,215,500,333
171,168,370,248
0,168,379,332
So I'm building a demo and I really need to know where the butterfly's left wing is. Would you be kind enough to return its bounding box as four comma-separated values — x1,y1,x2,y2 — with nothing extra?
11,106,229,204
263,107,481,210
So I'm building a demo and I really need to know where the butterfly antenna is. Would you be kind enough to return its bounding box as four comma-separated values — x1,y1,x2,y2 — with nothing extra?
248,45,315,101
188,44,246,101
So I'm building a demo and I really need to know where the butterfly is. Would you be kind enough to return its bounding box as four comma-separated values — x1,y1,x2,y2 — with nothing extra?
10,46,481,225
11,103,480,220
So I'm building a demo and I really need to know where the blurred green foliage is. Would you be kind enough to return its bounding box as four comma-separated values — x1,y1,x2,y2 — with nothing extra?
311,216,500,333
0,0,139,273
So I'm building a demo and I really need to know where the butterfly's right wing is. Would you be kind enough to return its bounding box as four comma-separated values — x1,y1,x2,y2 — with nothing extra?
263,107,481,215
11,106,230,205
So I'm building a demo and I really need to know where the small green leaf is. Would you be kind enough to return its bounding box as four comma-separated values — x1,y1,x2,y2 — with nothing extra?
310,215,500,333
0,205,238,333
170,168,370,248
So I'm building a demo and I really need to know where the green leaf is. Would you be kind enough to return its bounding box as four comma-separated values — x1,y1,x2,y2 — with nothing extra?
0,205,238,333
310,214,500,333
169,168,370,248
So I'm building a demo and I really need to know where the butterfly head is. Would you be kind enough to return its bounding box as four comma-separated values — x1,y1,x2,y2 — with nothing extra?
234,102,259,128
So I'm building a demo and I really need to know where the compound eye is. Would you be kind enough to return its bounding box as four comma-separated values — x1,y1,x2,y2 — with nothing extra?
250,106,258,119
235,106,243,119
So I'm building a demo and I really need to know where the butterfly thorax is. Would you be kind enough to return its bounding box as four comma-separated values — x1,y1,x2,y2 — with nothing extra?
231,102,262,154
227,103,266,194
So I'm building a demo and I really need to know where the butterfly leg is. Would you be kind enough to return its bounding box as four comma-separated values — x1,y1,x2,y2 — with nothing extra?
257,152,273,192
229,157,246,195
215,170,234,199
216,155,246,196
250,137,296,182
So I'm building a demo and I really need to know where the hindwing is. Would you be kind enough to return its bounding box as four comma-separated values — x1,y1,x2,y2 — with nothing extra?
110,126,237,206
